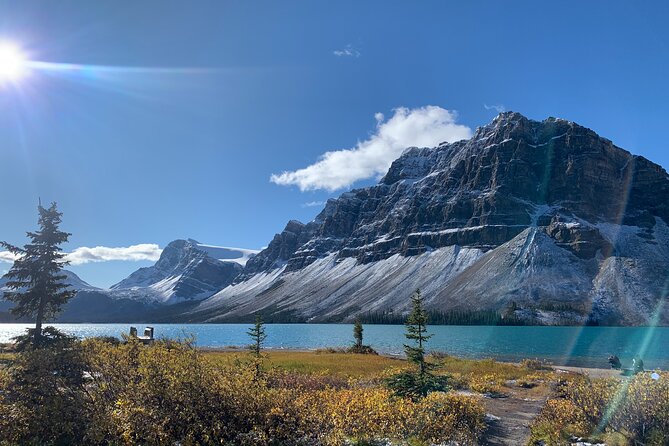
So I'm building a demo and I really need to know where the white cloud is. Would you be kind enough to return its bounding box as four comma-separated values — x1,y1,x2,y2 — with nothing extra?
66,244,162,265
301,201,325,208
484,103,506,113
0,244,162,266
0,251,19,263
270,106,472,192
333,45,360,57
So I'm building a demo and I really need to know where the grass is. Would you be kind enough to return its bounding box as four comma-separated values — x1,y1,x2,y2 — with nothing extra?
203,349,553,385
204,349,406,378
435,355,544,380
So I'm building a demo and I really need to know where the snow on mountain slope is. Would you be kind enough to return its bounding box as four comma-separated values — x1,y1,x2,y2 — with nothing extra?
187,239,259,266
191,112,669,325
191,220,669,325
109,239,257,304
192,245,484,322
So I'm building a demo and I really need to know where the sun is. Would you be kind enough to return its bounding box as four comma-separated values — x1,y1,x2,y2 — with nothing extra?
0,42,28,83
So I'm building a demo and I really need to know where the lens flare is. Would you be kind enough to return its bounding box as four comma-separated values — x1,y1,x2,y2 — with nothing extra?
0,42,28,83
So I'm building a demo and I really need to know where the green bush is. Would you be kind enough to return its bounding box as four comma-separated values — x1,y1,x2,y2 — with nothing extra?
0,329,89,445
384,370,451,399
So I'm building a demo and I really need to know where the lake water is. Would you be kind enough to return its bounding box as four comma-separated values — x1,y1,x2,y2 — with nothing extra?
1,323,667,369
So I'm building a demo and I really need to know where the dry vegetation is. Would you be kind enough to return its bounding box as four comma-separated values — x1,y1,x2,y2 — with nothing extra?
204,349,405,378
529,371,669,446
11,338,667,446
0,339,496,446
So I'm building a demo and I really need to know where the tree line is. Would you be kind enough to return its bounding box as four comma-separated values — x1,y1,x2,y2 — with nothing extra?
360,308,527,326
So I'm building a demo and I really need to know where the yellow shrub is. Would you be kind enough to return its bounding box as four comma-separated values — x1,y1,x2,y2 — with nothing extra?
77,338,486,446
291,388,485,445
468,373,505,394
531,371,669,445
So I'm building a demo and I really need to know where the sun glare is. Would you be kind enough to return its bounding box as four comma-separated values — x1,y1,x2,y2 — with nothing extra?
0,42,28,83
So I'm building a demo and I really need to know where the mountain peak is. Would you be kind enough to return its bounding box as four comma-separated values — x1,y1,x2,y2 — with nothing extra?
192,112,669,325
109,238,258,303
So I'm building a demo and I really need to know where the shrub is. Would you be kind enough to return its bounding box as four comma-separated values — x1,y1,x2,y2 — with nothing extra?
516,373,545,389
519,358,553,371
384,370,451,400
83,337,249,445
291,388,485,445
87,335,121,345
346,345,378,355
0,332,90,445
468,373,506,395
1,337,488,446
530,371,669,445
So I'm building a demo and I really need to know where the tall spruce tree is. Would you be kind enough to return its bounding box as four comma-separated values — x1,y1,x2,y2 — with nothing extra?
385,288,449,399
1,202,75,347
404,288,432,378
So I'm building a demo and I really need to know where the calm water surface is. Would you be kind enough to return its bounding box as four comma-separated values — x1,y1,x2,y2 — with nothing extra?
1,324,667,369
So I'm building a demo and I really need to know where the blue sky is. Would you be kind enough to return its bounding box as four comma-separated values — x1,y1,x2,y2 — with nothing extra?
1,1,668,288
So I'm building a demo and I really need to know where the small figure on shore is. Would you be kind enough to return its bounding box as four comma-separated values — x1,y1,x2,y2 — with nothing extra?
608,355,622,370
632,357,644,374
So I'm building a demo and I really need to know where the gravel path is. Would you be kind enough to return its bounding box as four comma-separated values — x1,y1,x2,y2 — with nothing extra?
480,386,550,445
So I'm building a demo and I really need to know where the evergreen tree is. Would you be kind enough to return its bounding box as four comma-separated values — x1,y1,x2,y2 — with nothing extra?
1,203,75,347
404,288,432,378
385,289,449,399
353,318,364,349
247,313,266,357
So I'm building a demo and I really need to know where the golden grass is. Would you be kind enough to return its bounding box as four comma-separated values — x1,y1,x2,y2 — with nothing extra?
203,349,553,385
204,350,406,378
436,356,543,380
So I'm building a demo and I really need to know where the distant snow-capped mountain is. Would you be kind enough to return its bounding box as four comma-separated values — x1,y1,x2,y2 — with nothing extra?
0,270,98,319
0,269,97,292
108,239,258,304
1,239,259,322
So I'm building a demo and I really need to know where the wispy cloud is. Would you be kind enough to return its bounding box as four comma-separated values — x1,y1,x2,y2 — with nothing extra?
0,244,163,266
0,251,18,263
484,103,506,113
301,201,325,208
270,106,472,192
333,44,361,58
66,244,162,265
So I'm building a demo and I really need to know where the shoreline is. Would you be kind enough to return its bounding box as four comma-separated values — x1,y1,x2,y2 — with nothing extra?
200,346,640,376
2,321,669,327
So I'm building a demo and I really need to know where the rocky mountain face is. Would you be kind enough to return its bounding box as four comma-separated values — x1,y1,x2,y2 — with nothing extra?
4,112,666,325
109,239,252,304
194,112,669,325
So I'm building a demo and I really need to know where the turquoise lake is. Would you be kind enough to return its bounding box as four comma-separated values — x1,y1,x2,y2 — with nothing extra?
1,324,667,369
